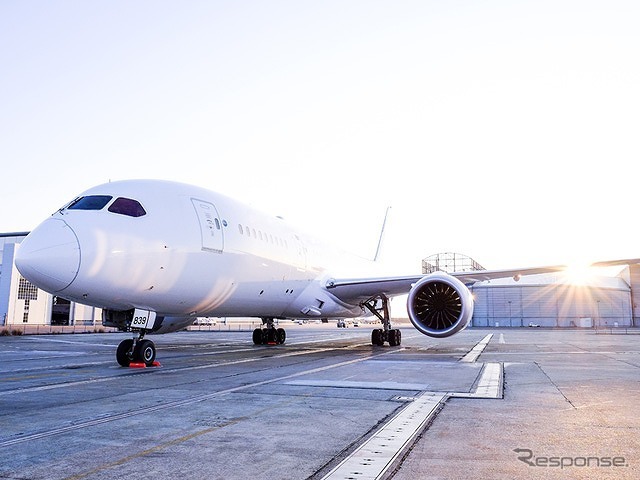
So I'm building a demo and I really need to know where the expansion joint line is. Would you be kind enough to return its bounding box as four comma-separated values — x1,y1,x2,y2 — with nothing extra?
534,361,576,409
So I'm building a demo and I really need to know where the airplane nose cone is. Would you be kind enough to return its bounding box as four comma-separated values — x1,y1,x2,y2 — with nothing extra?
15,218,81,293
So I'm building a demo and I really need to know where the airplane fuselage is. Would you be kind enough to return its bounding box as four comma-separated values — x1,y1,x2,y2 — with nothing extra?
17,180,371,323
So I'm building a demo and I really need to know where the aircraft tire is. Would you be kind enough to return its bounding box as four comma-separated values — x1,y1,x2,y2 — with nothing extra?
267,328,278,344
371,329,384,346
116,339,133,367
389,329,401,347
276,328,286,345
135,339,156,366
252,328,263,345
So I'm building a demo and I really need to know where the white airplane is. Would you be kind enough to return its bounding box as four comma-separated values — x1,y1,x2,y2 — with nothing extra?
12,179,616,367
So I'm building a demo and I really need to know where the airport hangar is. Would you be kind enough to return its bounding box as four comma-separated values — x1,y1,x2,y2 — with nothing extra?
1,233,639,329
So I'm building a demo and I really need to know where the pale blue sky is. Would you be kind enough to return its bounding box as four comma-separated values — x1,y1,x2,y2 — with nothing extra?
1,0,639,272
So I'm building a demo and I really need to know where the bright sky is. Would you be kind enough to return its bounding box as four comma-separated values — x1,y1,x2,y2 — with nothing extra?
1,0,639,274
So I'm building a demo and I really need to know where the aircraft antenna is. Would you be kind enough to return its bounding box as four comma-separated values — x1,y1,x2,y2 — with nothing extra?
373,206,391,262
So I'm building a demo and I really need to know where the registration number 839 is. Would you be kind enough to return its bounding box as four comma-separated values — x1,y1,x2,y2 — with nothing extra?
131,309,157,330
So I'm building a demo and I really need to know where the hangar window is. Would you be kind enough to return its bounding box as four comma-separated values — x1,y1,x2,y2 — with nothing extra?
67,195,113,211
18,277,38,300
108,197,147,217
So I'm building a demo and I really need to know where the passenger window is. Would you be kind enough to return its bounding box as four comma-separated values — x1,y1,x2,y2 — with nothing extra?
108,197,146,217
238,224,244,234
67,195,113,211
215,218,220,229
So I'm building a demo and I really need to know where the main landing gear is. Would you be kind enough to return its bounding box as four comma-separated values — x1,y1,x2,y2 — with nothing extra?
253,318,286,345
116,330,157,367
363,294,402,347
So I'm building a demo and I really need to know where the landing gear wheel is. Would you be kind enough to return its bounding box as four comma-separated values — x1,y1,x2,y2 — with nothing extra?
252,327,286,345
254,319,287,346
135,339,156,366
364,294,400,347
389,329,402,347
252,328,263,345
266,328,278,344
371,329,384,346
116,339,134,367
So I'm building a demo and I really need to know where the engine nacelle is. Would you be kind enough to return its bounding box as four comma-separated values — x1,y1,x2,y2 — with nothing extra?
406,272,474,338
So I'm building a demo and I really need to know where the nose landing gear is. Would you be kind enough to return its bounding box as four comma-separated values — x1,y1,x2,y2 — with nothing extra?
116,331,158,367
107,308,161,367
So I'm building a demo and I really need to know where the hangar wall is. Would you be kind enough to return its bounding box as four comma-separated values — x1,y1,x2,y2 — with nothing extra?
629,264,640,327
470,275,634,328
0,235,29,326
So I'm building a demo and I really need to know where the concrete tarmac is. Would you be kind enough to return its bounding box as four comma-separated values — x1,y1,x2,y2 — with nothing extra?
0,326,638,479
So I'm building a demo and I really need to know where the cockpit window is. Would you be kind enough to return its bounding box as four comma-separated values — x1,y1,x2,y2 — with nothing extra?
67,195,113,210
108,197,147,217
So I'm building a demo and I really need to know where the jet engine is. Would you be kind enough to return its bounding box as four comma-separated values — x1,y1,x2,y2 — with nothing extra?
406,272,474,338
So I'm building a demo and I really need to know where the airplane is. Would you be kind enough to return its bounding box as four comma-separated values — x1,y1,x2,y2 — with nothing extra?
13,179,628,367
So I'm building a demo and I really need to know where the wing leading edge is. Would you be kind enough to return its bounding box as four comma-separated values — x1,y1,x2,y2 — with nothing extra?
325,259,640,305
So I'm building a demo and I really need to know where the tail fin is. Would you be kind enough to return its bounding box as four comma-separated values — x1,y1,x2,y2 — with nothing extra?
373,206,391,262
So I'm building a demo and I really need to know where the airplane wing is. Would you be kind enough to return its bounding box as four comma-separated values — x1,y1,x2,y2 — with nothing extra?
325,259,640,305
325,275,422,303
325,265,566,303
590,258,640,267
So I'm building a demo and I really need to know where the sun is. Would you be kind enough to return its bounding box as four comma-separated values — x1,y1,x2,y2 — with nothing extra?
562,264,596,286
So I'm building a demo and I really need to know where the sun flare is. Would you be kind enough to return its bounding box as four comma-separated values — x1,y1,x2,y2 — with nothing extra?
562,264,596,286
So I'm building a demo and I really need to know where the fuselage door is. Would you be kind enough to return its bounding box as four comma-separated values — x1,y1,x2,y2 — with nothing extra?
191,198,224,253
